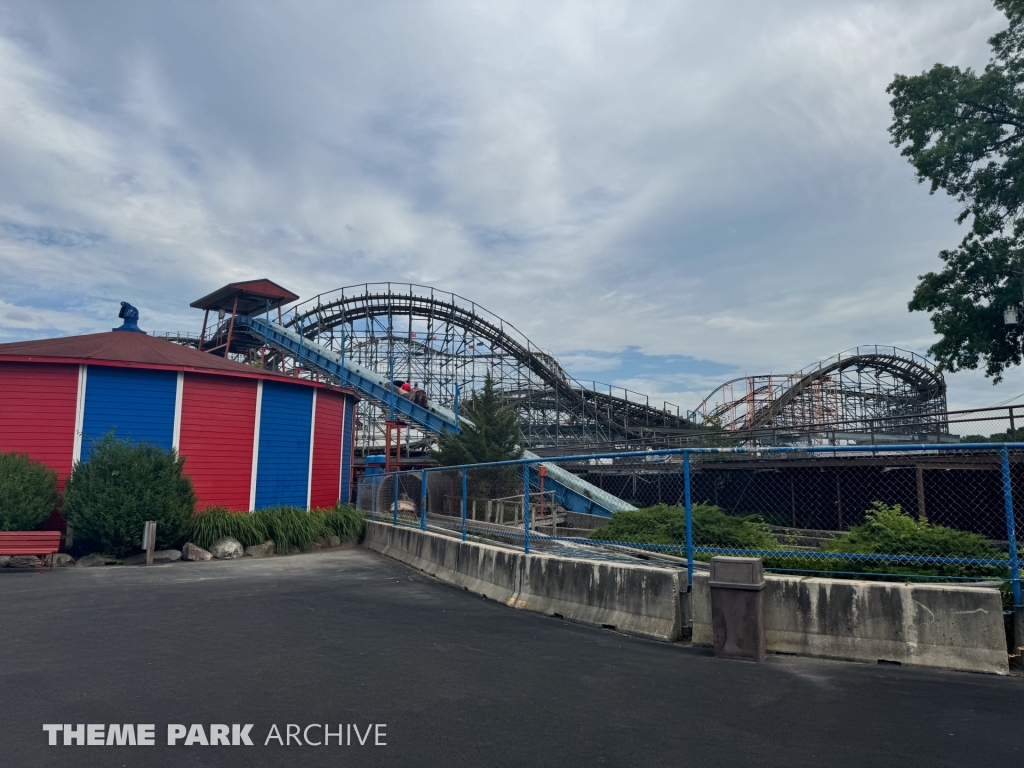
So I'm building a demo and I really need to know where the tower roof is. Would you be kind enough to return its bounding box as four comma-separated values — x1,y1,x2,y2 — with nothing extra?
190,279,299,315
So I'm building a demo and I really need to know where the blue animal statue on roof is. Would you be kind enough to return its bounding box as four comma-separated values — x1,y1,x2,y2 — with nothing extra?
113,302,144,333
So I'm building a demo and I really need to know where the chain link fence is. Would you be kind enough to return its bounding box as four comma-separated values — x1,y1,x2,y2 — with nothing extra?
357,444,1024,606
946,406,1024,443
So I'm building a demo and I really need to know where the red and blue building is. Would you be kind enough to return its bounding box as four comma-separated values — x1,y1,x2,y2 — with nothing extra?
0,330,357,510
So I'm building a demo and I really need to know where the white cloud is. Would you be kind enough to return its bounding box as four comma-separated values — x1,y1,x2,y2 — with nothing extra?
0,0,1020,408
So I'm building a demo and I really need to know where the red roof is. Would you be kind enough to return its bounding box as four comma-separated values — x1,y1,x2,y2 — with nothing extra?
190,279,299,314
0,331,355,396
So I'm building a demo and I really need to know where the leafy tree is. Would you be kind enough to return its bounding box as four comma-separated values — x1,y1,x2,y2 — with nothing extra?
961,426,1024,442
434,373,522,466
889,0,1024,380
62,434,196,557
0,451,58,531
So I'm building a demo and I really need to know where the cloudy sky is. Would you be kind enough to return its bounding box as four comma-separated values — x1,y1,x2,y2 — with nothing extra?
0,0,1018,412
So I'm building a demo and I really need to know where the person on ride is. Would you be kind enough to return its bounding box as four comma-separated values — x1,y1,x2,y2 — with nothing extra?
410,383,428,407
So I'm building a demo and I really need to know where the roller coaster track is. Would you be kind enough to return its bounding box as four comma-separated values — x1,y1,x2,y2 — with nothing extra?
158,288,947,450
283,284,697,441
692,346,946,433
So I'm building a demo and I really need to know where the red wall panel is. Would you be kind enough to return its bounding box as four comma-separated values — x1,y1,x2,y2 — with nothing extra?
178,374,257,511
0,362,79,488
310,390,345,508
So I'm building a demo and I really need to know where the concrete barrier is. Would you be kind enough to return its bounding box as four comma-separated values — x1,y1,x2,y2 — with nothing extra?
515,554,682,640
691,571,1008,675
362,522,684,641
363,522,459,583
364,523,1008,673
451,541,521,605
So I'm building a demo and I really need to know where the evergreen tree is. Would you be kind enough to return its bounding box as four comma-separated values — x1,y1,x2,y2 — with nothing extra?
0,451,58,531
63,434,196,557
434,373,522,466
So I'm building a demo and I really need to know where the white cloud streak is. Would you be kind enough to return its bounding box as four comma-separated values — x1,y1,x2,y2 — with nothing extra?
0,0,1018,409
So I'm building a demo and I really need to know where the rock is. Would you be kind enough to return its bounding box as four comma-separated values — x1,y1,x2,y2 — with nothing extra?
0,556,9,567
50,553,75,567
8,555,41,568
181,542,212,561
209,537,244,560
264,540,275,556
124,553,147,565
77,554,115,567
289,546,300,555
311,541,322,551
244,544,267,558
328,536,341,548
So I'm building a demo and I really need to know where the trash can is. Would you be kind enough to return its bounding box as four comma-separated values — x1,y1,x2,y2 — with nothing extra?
709,556,766,662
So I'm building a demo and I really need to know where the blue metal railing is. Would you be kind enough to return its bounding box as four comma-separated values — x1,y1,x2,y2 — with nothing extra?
362,442,1024,609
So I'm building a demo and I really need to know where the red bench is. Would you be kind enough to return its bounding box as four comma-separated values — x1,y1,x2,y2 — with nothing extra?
0,531,62,572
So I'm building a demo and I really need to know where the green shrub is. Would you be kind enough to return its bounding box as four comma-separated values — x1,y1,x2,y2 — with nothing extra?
314,504,364,542
62,435,196,558
589,503,780,551
185,504,365,552
257,505,365,552
588,500,1009,601
255,506,326,552
821,502,1006,579
185,506,269,549
0,451,58,531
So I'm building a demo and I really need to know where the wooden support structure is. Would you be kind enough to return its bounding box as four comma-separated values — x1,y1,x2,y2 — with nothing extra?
916,466,927,521
836,475,843,529
142,520,156,566
198,309,209,352
222,296,239,358
384,420,406,474
790,475,796,528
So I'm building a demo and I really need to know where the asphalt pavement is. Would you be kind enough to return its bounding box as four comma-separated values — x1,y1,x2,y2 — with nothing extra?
0,547,1020,768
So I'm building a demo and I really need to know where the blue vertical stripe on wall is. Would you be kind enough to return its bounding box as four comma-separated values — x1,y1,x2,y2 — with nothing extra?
254,381,313,509
80,366,177,460
340,396,354,503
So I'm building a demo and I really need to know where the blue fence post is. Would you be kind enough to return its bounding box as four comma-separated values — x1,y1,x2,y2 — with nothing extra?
461,468,468,542
684,450,693,593
1002,446,1022,608
420,469,427,531
523,464,531,555
393,472,399,526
